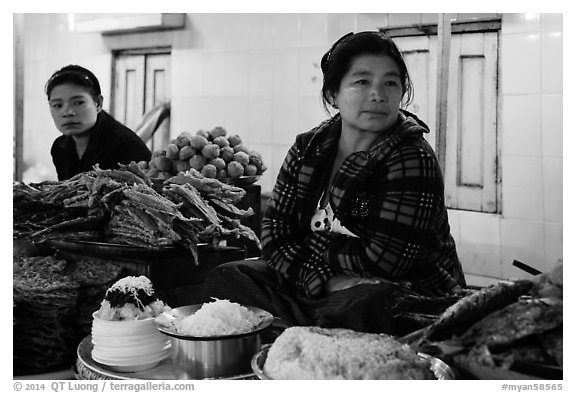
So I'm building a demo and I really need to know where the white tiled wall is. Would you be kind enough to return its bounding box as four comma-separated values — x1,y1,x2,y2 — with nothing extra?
459,13,563,285
18,13,563,283
168,14,337,191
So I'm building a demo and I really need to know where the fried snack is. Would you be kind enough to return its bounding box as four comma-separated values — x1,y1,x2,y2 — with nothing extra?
264,326,434,380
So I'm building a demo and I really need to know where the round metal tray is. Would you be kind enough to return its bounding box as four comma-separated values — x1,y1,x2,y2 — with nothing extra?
223,175,260,186
251,344,456,380
48,239,208,258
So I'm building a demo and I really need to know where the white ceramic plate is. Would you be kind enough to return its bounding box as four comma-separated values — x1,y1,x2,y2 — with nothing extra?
91,342,170,358
91,328,162,339
92,348,170,366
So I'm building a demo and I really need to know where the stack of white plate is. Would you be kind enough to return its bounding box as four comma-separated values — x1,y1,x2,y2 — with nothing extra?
91,311,171,372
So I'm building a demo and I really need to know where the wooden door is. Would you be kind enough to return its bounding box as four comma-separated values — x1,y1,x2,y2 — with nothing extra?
394,32,499,213
113,51,171,152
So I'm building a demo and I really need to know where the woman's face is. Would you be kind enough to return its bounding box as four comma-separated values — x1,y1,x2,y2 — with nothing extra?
48,83,102,137
333,54,403,135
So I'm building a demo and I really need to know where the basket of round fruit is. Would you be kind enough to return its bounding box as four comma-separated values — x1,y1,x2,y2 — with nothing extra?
139,127,266,186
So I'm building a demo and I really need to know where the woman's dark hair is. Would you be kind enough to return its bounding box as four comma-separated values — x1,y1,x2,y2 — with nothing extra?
320,31,414,113
45,64,102,100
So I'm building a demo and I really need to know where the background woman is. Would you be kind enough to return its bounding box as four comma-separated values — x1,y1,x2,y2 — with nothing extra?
46,64,151,180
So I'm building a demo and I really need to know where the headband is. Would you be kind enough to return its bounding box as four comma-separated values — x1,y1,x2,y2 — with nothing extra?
45,67,101,97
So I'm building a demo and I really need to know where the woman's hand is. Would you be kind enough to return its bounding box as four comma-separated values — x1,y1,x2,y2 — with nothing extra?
326,274,384,293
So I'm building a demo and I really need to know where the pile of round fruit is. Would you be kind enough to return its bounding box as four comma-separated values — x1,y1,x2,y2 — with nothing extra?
140,127,267,183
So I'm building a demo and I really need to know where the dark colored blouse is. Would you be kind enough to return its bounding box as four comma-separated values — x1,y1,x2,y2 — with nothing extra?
261,111,466,298
51,111,152,180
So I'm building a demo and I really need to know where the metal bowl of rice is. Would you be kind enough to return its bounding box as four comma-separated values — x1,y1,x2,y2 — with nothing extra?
154,300,274,379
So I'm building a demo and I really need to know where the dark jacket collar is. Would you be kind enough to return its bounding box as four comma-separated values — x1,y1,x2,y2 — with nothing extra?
305,109,429,161
299,110,430,218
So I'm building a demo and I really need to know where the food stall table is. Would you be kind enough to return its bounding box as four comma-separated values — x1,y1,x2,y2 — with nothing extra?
49,240,246,306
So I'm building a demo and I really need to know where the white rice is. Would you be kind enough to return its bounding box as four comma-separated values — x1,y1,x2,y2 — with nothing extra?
175,299,263,336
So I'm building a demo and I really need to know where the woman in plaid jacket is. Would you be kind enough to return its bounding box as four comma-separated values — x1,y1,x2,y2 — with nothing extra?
202,31,466,334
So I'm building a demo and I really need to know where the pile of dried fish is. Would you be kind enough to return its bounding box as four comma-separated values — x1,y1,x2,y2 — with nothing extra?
164,168,247,204
13,162,260,261
163,171,260,247
13,173,103,242
406,262,563,379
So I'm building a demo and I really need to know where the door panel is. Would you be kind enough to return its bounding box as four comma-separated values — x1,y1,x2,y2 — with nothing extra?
445,33,498,212
395,36,438,147
145,54,171,152
394,32,499,213
113,52,171,153
113,55,145,129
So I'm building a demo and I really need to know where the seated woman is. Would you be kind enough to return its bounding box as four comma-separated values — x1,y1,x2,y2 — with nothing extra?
201,31,466,335
46,64,152,180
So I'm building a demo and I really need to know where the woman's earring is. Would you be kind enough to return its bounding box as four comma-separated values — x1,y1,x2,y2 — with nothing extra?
96,95,104,113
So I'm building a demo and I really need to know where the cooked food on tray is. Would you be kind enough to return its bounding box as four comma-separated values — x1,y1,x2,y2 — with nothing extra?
13,162,260,260
416,261,563,379
174,298,265,336
96,275,170,321
91,275,171,372
263,326,435,380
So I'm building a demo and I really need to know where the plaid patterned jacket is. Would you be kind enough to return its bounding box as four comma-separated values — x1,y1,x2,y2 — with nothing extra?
261,112,466,298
